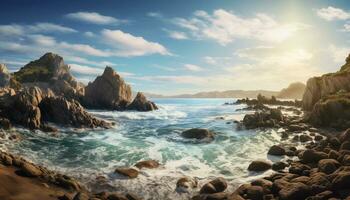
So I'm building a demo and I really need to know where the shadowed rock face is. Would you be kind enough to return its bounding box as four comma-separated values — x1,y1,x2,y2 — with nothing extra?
302,54,350,111
84,66,132,110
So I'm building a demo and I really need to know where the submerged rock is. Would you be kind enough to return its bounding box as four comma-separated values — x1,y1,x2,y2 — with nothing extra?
127,92,158,111
84,66,132,110
181,128,215,141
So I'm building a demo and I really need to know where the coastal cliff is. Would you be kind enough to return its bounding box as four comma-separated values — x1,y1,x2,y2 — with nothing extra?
302,54,350,111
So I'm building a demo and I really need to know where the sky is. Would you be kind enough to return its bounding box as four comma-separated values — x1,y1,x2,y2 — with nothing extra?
0,0,350,95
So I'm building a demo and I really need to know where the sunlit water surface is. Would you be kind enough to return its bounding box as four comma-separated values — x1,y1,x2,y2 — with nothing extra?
2,98,291,199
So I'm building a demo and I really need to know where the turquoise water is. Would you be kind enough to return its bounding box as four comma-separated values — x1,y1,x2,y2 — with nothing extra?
4,98,285,199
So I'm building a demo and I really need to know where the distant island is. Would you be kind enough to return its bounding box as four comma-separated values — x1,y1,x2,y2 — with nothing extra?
145,82,306,99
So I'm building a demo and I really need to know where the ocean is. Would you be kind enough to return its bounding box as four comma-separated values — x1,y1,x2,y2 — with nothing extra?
3,98,289,199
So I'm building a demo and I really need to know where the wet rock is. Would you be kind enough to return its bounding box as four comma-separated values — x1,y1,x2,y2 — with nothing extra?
181,128,215,141
272,161,288,171
243,108,284,129
331,167,350,190
73,192,89,200
20,162,43,177
278,182,311,200
200,177,227,194
288,124,307,132
0,153,12,166
300,149,328,163
134,160,160,169
318,159,341,174
114,167,139,179
328,150,340,160
300,134,313,142
246,185,264,200
0,117,11,130
176,177,198,192
340,141,350,151
84,66,132,110
248,160,272,172
126,92,158,111
39,96,111,128
107,193,129,200
315,135,323,141
268,145,286,156
55,174,81,191
289,162,311,175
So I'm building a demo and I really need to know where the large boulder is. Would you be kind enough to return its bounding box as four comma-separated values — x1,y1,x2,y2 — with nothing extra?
126,92,158,111
39,96,111,128
0,64,11,87
13,52,84,99
248,160,272,172
302,53,350,111
84,66,132,110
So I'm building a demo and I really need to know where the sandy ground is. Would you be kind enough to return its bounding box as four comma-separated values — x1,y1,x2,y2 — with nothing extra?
0,164,69,200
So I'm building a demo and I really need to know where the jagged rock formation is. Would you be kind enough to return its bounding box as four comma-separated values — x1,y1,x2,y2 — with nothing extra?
39,96,111,128
84,66,132,110
126,92,158,111
0,87,110,130
277,82,306,99
302,54,350,111
13,53,84,100
0,64,11,87
84,67,158,111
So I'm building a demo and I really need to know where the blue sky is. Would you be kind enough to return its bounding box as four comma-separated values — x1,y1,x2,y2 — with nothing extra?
0,0,350,95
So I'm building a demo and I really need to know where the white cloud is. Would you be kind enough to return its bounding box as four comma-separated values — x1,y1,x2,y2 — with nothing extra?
0,23,76,36
168,31,188,40
65,12,125,25
69,63,104,75
147,12,162,18
184,64,203,71
59,42,110,57
27,22,77,33
84,31,95,37
101,29,170,56
329,45,350,63
316,6,350,21
172,9,304,45
344,23,350,32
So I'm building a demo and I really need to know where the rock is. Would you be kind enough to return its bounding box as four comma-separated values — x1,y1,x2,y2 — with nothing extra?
176,177,198,192
340,128,350,142
331,167,350,190
114,167,139,179
107,193,128,200
181,128,215,141
13,53,84,99
300,149,328,163
341,141,350,150
289,162,311,175
318,159,341,174
0,153,12,166
300,134,313,142
0,64,11,87
277,82,306,99
268,145,286,156
39,96,111,128
73,192,89,200
20,163,43,177
246,186,264,200
134,160,160,169
302,54,350,111
0,117,11,130
278,182,311,200
84,66,132,110
55,174,81,191
328,150,340,160
314,135,323,141
193,192,232,200
248,160,272,171
288,124,307,132
272,161,288,171
243,108,284,129
200,177,227,194
126,92,158,111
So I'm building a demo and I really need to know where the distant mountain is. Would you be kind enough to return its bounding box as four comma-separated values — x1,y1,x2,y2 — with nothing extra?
277,82,306,99
145,90,279,99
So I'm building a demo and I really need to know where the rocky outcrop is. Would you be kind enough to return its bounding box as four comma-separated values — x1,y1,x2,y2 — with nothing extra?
308,92,350,129
0,64,11,87
181,128,215,141
126,92,158,111
0,87,110,130
39,96,111,128
277,82,306,99
13,53,84,100
242,108,284,129
84,66,132,110
302,53,350,111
